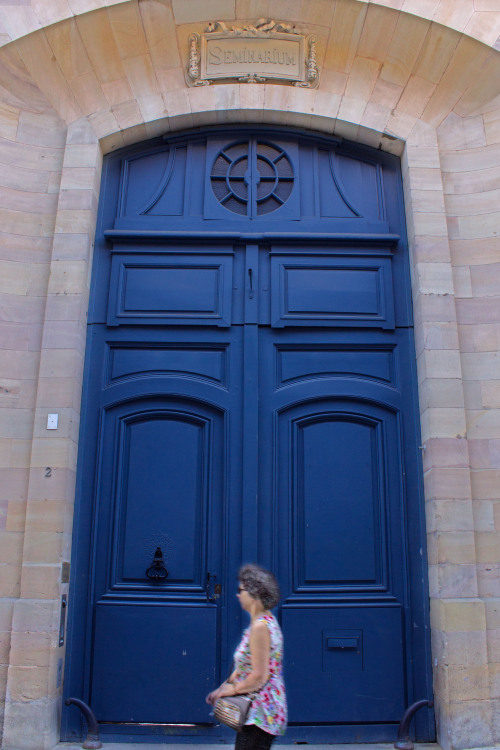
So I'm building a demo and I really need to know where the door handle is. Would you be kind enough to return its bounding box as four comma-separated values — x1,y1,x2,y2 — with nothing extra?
146,546,168,580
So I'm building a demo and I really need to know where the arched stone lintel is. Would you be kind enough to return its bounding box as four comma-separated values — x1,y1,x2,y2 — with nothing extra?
98,106,407,157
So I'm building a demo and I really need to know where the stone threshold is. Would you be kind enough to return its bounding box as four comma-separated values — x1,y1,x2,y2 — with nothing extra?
55,744,446,750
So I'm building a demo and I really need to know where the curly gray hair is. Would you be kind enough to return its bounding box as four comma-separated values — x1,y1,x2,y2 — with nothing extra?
238,564,281,610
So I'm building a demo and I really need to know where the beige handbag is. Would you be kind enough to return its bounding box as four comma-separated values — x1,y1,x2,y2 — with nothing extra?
213,692,256,731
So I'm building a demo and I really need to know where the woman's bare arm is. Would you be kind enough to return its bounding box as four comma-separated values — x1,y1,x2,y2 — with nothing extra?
230,620,270,694
206,621,271,703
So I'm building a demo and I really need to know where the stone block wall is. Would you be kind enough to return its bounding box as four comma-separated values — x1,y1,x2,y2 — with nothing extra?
0,85,66,741
437,108,500,746
0,2,498,748
1,117,101,749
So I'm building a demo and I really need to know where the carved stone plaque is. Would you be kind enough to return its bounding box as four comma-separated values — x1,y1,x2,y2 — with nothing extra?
203,34,303,80
187,19,318,87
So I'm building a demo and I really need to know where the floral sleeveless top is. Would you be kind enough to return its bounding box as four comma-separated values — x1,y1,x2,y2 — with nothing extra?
233,613,287,736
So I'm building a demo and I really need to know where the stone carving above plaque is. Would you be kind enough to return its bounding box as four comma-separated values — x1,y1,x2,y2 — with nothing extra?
187,19,318,88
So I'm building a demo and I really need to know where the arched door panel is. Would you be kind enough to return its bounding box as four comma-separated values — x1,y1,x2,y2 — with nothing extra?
89,397,225,722
276,399,407,723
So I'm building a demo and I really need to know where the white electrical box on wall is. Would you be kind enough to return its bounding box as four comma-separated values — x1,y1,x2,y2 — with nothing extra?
47,414,59,430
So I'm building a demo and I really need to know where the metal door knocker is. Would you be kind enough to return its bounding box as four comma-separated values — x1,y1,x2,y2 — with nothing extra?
146,547,168,580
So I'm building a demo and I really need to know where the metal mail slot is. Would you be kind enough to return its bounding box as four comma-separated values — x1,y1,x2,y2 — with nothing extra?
327,637,359,649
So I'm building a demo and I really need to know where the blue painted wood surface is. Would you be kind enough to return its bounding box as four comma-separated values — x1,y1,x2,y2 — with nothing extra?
62,128,433,743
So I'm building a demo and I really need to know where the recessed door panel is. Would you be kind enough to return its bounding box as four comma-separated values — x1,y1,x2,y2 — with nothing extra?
91,603,217,722
273,392,404,598
296,414,382,585
270,255,395,328
282,605,405,722
107,252,233,326
116,414,209,584
107,344,228,386
276,345,395,387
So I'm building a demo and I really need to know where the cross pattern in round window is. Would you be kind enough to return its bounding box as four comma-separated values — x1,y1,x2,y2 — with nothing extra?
211,140,294,217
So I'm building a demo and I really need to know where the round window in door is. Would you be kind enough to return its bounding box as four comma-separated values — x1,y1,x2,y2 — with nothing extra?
210,139,294,216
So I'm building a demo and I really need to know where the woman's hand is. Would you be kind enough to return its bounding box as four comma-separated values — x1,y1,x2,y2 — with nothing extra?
205,668,239,704
217,682,237,698
205,682,235,705
205,688,221,705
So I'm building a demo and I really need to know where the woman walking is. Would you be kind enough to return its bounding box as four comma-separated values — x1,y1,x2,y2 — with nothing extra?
206,564,287,749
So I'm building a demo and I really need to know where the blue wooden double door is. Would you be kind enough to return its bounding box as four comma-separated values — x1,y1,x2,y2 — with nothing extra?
64,130,433,742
